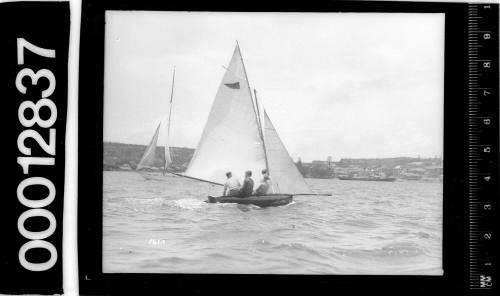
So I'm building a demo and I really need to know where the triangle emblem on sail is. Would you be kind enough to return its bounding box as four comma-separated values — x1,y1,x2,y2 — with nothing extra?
263,111,312,194
185,44,266,184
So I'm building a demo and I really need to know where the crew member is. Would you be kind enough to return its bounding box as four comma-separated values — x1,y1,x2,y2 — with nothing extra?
254,175,271,195
223,171,241,196
239,170,254,197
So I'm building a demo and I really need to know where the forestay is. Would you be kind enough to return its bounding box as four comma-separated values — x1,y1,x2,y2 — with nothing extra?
264,111,312,194
185,45,266,184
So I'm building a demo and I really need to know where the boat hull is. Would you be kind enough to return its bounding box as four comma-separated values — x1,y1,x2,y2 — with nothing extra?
338,176,396,182
207,194,293,207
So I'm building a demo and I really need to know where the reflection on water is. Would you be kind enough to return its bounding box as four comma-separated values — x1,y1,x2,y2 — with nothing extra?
103,171,443,275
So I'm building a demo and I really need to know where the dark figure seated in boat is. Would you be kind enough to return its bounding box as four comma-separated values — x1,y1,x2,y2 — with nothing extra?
239,170,254,198
254,175,271,195
223,171,241,196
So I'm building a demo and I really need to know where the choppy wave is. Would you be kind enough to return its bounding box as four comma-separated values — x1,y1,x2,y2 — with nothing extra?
165,198,207,210
330,243,423,260
102,172,443,275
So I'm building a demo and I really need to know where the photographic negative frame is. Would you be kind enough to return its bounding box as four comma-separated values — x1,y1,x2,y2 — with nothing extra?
78,0,498,295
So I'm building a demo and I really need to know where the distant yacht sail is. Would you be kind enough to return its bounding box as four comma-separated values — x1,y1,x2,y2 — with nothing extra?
136,122,161,171
184,44,266,184
137,68,176,174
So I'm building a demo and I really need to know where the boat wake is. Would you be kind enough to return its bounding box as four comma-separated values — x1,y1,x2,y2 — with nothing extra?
235,204,261,212
165,198,206,210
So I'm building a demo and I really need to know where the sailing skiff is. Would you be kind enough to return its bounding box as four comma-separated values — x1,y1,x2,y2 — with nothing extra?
207,194,293,207
136,42,324,207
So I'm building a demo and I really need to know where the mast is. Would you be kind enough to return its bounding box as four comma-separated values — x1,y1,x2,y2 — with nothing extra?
163,67,175,175
236,41,268,173
167,66,175,140
254,89,270,174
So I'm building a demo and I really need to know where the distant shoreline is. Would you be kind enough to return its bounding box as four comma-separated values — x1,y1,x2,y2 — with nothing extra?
103,141,443,182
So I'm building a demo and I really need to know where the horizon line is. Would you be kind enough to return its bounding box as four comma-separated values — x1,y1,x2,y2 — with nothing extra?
103,140,443,162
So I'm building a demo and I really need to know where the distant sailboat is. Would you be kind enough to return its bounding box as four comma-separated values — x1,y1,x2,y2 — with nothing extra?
163,67,176,174
136,122,161,172
136,68,176,180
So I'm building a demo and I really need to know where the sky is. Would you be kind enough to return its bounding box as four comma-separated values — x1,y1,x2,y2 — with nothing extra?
103,11,444,162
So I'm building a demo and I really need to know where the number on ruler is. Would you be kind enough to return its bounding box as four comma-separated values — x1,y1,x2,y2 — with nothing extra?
480,275,492,288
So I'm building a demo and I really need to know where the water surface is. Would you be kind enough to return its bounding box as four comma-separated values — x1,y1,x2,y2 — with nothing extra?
103,171,442,275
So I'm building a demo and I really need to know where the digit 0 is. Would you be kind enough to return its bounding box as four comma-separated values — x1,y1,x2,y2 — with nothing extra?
17,209,56,240
18,240,57,272
17,177,56,208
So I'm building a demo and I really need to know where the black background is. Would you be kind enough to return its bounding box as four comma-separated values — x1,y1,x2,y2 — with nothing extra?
0,1,69,295
78,1,498,295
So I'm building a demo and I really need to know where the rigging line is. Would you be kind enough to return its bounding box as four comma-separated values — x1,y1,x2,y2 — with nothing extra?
236,42,267,171
254,89,270,174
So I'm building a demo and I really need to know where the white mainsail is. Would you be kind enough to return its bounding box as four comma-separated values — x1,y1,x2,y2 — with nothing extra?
263,111,312,194
184,44,266,184
137,122,161,170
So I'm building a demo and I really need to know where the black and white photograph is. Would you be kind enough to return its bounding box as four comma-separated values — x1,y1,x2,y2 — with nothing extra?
101,11,445,275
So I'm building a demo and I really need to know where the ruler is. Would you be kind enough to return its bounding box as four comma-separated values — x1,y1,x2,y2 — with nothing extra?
467,3,499,292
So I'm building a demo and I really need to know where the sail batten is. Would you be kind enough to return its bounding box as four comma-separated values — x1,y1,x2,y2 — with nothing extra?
185,44,266,184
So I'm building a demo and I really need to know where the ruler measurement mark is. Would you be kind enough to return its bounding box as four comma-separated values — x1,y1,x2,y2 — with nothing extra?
467,3,498,291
